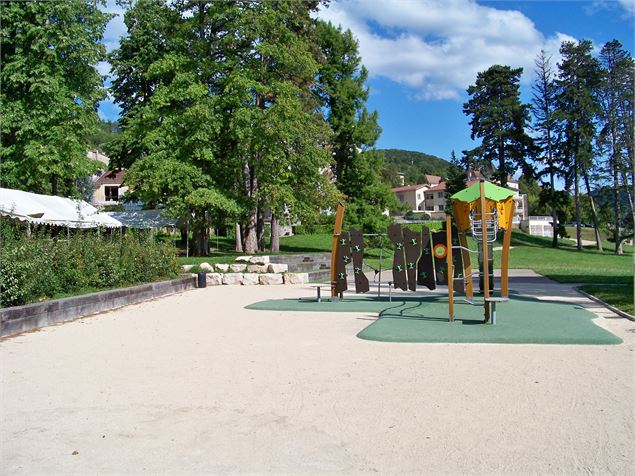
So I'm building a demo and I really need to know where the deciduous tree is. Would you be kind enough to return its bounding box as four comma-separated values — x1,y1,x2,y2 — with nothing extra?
0,0,110,195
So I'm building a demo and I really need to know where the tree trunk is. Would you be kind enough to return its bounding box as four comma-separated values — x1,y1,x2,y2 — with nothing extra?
574,158,582,250
256,204,265,252
550,170,558,248
234,222,243,252
270,213,279,253
612,139,622,255
242,160,258,254
582,169,603,252
243,210,258,254
190,225,209,256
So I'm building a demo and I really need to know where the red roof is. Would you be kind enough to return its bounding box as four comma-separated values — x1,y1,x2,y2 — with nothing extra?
425,174,441,185
427,182,447,192
95,169,125,186
391,184,427,193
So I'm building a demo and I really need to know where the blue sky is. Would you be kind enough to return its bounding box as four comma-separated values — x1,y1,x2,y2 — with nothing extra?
99,0,634,162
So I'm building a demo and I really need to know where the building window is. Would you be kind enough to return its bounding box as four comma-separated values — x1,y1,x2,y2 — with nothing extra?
437,192,444,198
426,194,433,200
425,206,434,211
105,185,119,202
436,205,444,211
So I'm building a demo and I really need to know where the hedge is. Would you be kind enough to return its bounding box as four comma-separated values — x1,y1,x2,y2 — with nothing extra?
0,226,180,307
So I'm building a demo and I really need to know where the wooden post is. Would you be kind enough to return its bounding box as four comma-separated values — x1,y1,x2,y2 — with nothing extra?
330,203,345,297
479,180,490,321
446,214,454,321
500,200,515,298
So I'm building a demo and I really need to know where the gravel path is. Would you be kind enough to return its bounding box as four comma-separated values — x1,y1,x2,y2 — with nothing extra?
1,271,633,474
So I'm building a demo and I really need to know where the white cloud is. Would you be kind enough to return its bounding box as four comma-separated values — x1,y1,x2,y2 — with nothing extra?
617,0,635,14
317,0,578,100
102,0,127,53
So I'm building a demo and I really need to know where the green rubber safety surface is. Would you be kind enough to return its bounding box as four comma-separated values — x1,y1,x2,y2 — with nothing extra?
245,295,621,345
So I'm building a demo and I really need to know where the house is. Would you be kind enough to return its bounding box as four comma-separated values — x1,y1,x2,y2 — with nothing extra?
392,184,430,211
93,169,128,207
392,169,528,225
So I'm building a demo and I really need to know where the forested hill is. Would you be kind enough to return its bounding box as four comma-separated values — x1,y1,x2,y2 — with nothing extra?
378,149,450,187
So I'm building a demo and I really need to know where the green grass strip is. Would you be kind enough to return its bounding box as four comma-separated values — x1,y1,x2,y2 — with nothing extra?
578,284,634,315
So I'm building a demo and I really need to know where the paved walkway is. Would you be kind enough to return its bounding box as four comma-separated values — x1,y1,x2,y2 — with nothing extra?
1,270,633,474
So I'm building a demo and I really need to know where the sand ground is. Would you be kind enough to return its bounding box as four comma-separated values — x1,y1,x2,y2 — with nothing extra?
1,270,634,475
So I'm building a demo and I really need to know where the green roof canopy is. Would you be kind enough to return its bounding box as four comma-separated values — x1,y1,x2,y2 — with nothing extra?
450,180,515,203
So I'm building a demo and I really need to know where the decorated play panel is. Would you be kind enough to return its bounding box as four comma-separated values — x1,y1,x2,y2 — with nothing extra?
245,295,621,345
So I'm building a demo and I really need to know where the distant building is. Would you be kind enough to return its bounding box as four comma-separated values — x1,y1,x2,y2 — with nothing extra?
392,169,528,224
87,151,130,208
93,169,128,207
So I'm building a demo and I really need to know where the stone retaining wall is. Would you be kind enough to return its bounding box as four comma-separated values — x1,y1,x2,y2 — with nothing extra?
1,276,196,338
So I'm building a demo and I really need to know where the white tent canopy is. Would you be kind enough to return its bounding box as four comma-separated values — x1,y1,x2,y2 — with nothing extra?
0,187,122,228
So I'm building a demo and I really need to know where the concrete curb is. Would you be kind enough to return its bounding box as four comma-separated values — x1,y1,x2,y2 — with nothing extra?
0,276,197,338
576,287,635,322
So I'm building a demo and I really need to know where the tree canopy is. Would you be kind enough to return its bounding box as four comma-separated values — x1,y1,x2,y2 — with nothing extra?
0,0,110,196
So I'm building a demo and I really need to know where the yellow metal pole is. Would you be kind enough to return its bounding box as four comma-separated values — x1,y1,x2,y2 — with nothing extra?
500,200,515,298
446,214,454,321
330,203,345,297
479,180,490,321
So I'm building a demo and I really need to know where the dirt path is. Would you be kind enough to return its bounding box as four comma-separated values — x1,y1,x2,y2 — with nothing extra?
1,272,633,474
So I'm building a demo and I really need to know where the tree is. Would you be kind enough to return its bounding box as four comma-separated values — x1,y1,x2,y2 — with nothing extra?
463,65,534,187
531,50,566,247
0,0,111,196
315,20,388,232
110,0,337,255
556,40,602,251
444,150,466,212
597,40,635,254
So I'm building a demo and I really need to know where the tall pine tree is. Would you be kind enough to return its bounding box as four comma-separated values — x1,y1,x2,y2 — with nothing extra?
463,65,534,187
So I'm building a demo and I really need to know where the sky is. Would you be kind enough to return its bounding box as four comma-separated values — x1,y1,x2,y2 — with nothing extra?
98,0,635,162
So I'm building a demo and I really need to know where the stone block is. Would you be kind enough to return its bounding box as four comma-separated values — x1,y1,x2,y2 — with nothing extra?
284,272,308,284
242,273,260,285
230,263,247,273
215,263,230,273
182,264,194,272
235,255,252,263
249,255,270,265
247,264,268,273
206,273,223,286
259,273,284,285
222,273,243,285
199,262,214,272
267,263,288,273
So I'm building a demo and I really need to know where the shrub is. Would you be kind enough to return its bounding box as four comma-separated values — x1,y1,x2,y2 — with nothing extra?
0,224,179,307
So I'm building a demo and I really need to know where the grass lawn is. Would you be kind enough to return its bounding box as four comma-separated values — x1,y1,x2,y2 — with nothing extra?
499,232,633,285
579,284,634,315
178,229,633,287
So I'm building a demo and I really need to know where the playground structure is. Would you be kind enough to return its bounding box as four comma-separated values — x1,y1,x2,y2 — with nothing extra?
329,179,516,323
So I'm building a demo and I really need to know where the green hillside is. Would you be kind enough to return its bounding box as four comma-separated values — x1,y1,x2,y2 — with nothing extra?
378,149,449,187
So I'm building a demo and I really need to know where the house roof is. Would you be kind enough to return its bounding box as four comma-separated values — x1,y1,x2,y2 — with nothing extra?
95,169,126,186
427,182,447,192
392,184,428,193
425,174,441,185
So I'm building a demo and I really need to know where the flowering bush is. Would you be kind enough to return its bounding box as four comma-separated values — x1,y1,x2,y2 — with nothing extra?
0,224,179,307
